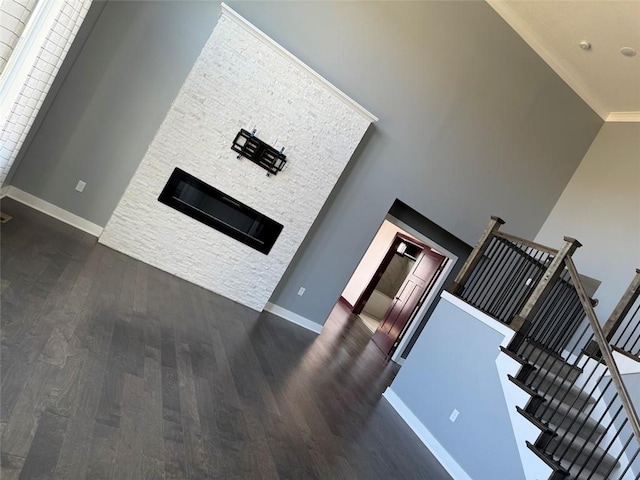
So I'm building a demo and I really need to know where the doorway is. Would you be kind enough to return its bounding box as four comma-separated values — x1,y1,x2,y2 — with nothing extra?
340,217,456,361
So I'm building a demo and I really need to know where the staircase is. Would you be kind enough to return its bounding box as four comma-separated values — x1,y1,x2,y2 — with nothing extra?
505,340,623,480
449,216,640,480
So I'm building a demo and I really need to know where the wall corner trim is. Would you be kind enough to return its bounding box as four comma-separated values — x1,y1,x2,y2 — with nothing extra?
219,3,378,123
263,302,323,334
606,112,640,123
3,186,103,237
383,388,473,480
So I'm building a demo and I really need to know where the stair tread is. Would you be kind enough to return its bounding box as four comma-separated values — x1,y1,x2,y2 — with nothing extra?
538,436,619,478
532,373,589,397
548,432,618,468
549,422,606,448
527,440,615,480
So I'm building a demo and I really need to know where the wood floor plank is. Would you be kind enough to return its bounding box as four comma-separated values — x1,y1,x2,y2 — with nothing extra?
192,375,223,478
52,353,108,479
112,373,145,480
1,360,56,458
86,421,119,480
94,318,129,428
175,340,208,479
141,344,165,478
0,453,26,480
18,411,68,480
163,419,187,480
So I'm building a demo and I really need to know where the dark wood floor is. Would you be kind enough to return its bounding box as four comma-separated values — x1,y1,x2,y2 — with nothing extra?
0,198,451,480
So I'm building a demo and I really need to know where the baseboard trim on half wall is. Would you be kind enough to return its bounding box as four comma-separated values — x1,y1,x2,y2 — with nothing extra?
2,186,104,237
263,302,323,334
383,388,472,480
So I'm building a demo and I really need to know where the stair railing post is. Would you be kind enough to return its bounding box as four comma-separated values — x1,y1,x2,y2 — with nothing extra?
447,215,505,295
510,236,582,333
603,268,640,342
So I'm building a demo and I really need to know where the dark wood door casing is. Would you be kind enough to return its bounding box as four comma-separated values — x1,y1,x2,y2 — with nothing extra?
372,248,447,356
352,232,428,315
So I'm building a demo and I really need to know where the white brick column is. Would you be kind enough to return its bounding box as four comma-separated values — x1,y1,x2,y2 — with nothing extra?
0,0,91,185
0,0,39,74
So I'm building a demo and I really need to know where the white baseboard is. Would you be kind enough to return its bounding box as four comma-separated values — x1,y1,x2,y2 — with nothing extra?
383,388,472,480
0,186,10,198
2,186,103,237
263,302,323,334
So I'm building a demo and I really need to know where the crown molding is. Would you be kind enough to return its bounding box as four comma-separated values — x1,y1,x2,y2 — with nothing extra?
486,0,609,121
606,112,640,123
220,3,378,123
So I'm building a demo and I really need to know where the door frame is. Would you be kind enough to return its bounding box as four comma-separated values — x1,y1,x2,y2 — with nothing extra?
352,232,429,315
385,219,458,363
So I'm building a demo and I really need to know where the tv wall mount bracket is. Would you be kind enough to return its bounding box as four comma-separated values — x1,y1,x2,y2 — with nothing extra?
231,129,287,177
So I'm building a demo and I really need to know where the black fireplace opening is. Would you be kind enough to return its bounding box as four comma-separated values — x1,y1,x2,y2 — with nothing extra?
158,168,283,254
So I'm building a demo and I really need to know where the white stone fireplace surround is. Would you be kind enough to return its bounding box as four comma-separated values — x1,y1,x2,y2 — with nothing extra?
99,5,376,311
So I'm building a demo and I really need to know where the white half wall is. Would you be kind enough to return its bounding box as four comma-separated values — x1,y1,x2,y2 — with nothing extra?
535,122,640,321
99,6,374,311
388,292,529,479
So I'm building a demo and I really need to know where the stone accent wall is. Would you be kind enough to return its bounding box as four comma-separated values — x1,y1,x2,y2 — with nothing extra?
0,0,38,74
99,11,374,311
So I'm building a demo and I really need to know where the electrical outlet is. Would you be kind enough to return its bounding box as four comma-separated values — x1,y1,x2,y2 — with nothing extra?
297,287,306,296
75,180,86,193
449,409,459,423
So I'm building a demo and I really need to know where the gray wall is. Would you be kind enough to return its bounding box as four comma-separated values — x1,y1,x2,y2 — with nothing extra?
8,1,602,326
391,297,526,479
535,122,640,321
7,1,221,224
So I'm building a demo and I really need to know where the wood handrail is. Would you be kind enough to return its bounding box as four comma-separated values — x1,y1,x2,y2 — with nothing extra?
492,231,559,256
565,257,640,444
603,268,640,342
612,345,640,363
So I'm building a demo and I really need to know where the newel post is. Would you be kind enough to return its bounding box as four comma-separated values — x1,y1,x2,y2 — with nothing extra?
447,215,505,296
510,236,582,332
603,268,640,342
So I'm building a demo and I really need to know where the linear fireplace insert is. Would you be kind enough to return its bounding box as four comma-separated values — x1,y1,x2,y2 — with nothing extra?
158,168,283,254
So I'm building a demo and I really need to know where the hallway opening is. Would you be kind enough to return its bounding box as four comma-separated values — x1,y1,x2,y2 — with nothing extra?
338,209,458,362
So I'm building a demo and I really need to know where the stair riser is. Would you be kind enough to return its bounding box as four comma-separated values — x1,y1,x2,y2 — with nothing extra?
542,414,606,443
526,354,582,383
547,441,618,474
561,450,617,477
521,344,581,378
531,377,594,408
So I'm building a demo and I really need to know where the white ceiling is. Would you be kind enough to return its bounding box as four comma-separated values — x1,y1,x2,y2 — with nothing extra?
487,0,640,121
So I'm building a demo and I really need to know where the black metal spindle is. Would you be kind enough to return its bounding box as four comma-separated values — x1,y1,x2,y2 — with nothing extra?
501,250,550,323
600,433,638,480
578,412,627,479
473,238,513,313
620,302,640,355
463,236,502,305
488,243,528,318
612,299,640,352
